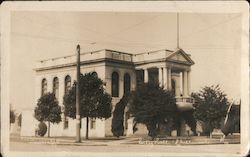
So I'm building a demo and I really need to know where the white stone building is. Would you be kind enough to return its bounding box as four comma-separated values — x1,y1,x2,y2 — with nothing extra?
21,48,195,137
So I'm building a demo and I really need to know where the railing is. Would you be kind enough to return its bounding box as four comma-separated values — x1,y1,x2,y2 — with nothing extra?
175,96,194,111
36,49,133,70
176,97,195,104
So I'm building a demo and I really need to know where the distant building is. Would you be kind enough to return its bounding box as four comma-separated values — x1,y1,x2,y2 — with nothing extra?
21,48,195,137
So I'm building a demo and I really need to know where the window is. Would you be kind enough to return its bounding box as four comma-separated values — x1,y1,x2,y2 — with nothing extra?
63,117,69,129
112,72,119,97
124,73,131,94
53,77,59,99
90,118,96,129
65,75,71,94
136,70,144,88
41,78,47,96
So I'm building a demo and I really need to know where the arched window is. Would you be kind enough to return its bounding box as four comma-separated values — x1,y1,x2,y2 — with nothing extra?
41,78,47,96
65,75,71,94
124,73,131,94
53,77,59,99
112,72,119,97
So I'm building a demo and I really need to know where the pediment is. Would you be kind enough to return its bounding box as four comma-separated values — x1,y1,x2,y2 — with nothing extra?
166,49,195,65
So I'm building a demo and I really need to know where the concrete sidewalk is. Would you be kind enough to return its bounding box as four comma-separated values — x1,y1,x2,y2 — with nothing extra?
12,135,240,146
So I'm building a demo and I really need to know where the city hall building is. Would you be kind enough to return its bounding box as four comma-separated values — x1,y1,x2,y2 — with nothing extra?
21,48,195,137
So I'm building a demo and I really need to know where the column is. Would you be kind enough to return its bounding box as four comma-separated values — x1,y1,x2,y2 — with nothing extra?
131,73,136,91
175,74,181,97
163,67,168,90
180,72,183,95
158,67,163,87
187,71,190,96
183,71,188,96
167,68,172,89
144,68,148,83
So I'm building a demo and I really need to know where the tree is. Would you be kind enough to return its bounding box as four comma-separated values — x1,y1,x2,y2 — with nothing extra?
34,93,62,137
111,93,130,137
128,83,176,138
192,85,228,137
63,72,112,139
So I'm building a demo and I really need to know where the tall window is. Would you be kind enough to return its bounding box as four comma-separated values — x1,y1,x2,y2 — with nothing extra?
65,75,71,94
124,73,131,94
112,72,119,97
136,70,144,88
90,118,96,129
53,77,59,99
41,78,47,96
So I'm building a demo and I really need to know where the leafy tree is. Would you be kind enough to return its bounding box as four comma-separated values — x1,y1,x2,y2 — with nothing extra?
192,85,228,137
34,93,62,137
128,83,176,138
111,93,130,137
10,108,15,124
63,72,112,139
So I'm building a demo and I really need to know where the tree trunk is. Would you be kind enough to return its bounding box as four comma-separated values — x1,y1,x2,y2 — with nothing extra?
48,121,50,137
209,124,212,139
86,117,89,140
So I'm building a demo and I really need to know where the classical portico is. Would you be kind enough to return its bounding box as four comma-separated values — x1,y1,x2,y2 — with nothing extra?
133,48,195,136
134,48,194,96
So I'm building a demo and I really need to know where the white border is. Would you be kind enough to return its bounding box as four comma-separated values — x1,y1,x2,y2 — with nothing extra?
1,1,249,157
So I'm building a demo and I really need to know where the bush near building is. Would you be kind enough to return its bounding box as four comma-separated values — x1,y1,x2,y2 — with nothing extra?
34,92,62,137
36,122,47,137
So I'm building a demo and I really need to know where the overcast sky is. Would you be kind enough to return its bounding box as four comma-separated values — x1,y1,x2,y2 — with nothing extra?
10,11,242,110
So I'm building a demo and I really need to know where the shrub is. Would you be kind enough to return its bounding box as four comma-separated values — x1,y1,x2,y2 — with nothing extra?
37,122,47,137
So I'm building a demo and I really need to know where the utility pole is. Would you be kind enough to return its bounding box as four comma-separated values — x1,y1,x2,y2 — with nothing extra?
177,12,179,49
76,44,81,143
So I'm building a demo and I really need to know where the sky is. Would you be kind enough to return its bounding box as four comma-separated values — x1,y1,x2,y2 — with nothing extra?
10,11,242,110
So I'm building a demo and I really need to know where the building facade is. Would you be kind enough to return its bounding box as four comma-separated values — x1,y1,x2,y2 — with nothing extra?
21,48,195,137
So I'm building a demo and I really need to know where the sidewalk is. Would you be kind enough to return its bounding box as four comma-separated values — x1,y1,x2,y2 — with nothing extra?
13,135,240,146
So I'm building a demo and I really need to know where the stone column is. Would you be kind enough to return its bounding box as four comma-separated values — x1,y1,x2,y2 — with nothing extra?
167,68,172,89
163,67,168,89
187,71,190,96
131,72,136,91
183,71,188,96
158,67,163,87
144,68,148,83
